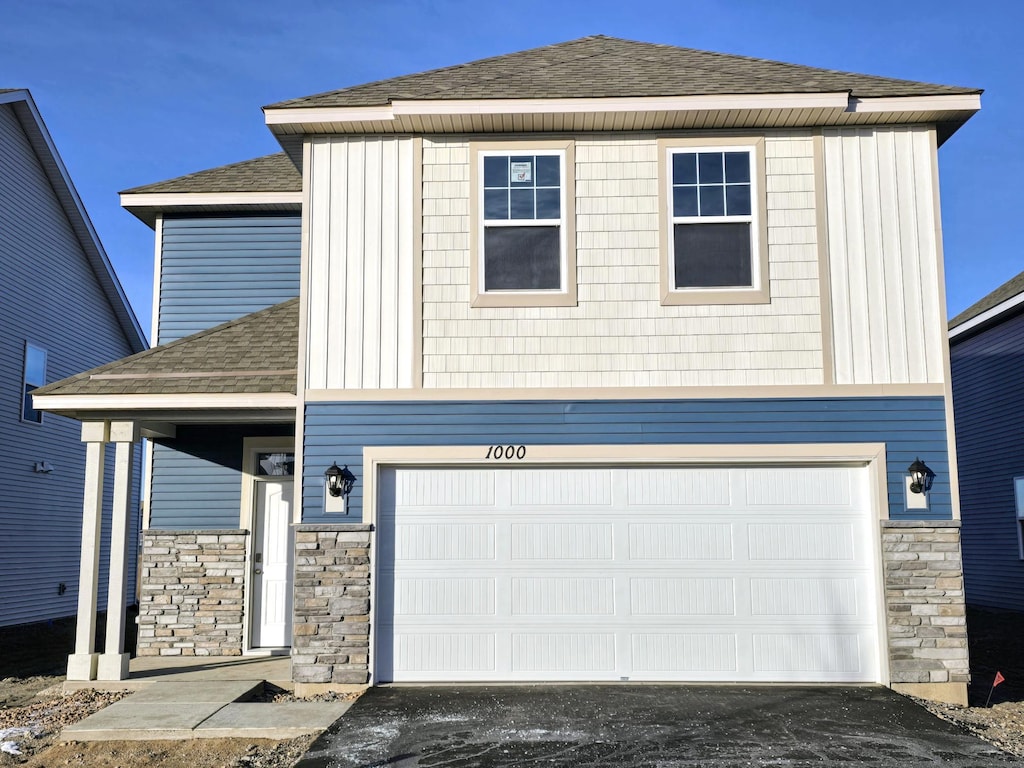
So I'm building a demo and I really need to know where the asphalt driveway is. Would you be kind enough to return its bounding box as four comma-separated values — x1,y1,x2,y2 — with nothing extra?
296,684,1020,767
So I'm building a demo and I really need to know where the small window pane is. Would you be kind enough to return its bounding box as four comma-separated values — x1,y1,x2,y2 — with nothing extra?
509,156,534,186
672,153,697,185
674,222,752,288
256,452,295,476
699,185,725,216
726,185,751,216
22,344,46,423
509,189,535,219
535,155,560,187
673,186,699,217
484,226,561,290
535,188,560,219
483,156,508,187
484,189,508,220
698,152,724,183
725,152,750,183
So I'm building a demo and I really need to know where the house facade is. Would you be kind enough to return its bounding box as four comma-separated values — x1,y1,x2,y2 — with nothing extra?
949,271,1024,612
0,90,146,637
34,37,980,704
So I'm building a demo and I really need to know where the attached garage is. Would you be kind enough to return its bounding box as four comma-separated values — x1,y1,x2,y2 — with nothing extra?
373,463,883,684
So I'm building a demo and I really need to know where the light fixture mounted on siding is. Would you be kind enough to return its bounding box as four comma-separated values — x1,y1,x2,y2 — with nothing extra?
324,463,356,498
908,457,931,495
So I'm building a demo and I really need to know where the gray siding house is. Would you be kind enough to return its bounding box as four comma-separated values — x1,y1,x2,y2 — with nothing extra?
0,89,146,629
36,38,981,705
949,271,1024,611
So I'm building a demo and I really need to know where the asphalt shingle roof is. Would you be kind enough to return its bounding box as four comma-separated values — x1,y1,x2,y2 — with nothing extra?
949,271,1024,330
34,299,298,397
121,153,300,195
268,35,979,110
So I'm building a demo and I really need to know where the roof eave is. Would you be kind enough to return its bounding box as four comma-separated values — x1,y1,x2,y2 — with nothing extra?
949,289,1024,342
1,90,147,352
263,92,981,139
120,191,304,228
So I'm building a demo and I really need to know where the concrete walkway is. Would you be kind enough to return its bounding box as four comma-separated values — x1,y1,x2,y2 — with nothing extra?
60,657,355,742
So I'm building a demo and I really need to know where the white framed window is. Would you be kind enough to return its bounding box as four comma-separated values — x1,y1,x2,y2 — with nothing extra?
1015,477,1024,559
21,342,46,424
470,140,576,308
658,136,769,306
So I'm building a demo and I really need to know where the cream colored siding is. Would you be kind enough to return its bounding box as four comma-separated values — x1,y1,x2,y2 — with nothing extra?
823,127,944,385
305,136,415,390
421,134,824,389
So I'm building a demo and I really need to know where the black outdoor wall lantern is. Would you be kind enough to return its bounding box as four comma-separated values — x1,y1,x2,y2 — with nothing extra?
324,463,356,498
908,457,931,495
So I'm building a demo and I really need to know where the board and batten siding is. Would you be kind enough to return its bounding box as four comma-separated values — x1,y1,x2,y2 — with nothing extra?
305,137,416,390
158,215,301,344
950,311,1024,610
302,396,951,523
419,133,825,388
0,103,140,626
149,424,293,529
822,126,945,385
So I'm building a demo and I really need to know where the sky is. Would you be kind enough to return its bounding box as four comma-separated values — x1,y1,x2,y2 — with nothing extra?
1,0,1020,338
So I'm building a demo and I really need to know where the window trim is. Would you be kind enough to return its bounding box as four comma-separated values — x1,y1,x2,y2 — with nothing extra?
1015,476,1024,560
21,341,47,424
469,139,577,308
658,135,769,306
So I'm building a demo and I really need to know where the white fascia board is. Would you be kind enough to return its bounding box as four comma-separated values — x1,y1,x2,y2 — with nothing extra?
847,94,981,114
949,291,1024,340
33,393,298,411
119,191,304,209
264,106,395,125
263,92,850,127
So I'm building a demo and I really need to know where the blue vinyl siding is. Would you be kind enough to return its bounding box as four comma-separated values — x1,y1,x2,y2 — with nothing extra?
0,103,141,626
951,310,1024,610
302,397,952,522
158,215,300,343
150,424,293,529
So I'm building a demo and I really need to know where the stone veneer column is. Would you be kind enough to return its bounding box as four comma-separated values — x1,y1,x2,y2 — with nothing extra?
882,521,970,705
137,530,247,656
291,524,372,692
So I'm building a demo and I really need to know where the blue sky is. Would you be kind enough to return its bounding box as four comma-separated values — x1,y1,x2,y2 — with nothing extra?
2,0,1018,335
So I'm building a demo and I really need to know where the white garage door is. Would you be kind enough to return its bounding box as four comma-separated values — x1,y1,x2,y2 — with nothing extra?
375,465,881,683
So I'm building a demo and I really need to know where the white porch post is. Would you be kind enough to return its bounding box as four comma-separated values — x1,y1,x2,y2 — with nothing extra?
67,420,109,681
97,421,140,680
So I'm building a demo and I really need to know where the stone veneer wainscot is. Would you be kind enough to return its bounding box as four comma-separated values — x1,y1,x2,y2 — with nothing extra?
137,529,247,656
291,524,372,688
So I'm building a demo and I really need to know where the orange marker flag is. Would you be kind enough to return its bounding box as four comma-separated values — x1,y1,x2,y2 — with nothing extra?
986,671,1006,707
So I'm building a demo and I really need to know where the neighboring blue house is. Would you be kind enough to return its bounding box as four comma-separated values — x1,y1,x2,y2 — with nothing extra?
949,271,1024,612
36,37,980,704
0,89,146,635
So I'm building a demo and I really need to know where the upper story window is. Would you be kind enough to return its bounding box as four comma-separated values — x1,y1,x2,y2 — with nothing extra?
1015,477,1024,560
659,136,769,306
21,343,46,424
471,140,576,308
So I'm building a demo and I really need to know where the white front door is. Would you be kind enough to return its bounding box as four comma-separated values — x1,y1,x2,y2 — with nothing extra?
252,479,294,648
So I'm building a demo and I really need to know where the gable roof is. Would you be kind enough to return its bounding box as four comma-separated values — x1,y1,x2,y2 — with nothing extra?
0,89,146,352
269,35,979,110
949,270,1024,339
121,153,301,195
33,298,298,398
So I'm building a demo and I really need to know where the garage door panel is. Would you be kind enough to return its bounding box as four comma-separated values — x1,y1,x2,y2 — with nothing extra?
628,523,734,560
396,468,495,507
510,523,613,560
377,465,880,684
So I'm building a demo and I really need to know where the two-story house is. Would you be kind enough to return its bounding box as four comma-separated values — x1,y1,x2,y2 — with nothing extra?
34,37,980,704
0,89,145,638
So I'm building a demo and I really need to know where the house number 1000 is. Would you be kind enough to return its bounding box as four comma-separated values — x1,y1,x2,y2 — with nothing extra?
486,445,526,459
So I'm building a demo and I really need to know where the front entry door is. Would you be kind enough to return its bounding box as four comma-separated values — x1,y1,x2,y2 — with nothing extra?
251,478,294,648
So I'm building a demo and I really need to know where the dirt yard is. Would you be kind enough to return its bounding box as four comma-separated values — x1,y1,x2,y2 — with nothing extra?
2,608,1024,765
